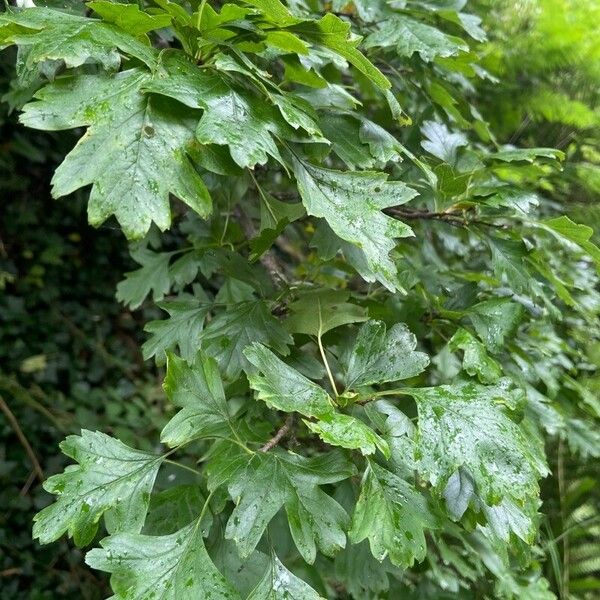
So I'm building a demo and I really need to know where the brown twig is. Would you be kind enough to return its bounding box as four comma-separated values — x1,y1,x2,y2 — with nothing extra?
386,207,506,229
0,394,44,483
260,415,294,452
0,374,69,430
0,568,22,578
20,469,37,496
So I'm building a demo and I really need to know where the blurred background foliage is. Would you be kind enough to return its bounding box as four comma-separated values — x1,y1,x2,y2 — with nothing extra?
0,46,166,597
474,1,600,597
0,0,599,598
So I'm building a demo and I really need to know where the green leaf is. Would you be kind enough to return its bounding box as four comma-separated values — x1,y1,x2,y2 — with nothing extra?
293,160,416,291
244,342,334,418
259,192,305,233
144,486,207,535
21,68,211,239
565,418,600,459
0,7,156,69
264,30,310,54
304,413,390,458
141,50,221,109
349,462,435,567
282,55,327,88
144,51,289,169
116,248,173,310
195,87,288,168
270,93,323,138
86,522,240,600
488,237,530,292
284,288,368,337
161,352,234,447
443,468,475,520
250,192,305,259
33,431,163,546
421,120,468,164
200,301,292,380
142,295,210,363
529,252,578,308
243,0,300,26
365,16,467,62
291,14,391,90
87,1,172,35
448,328,502,384
359,118,403,164
321,114,378,170
208,446,354,560
405,380,549,509
345,320,430,390
333,541,393,599
491,147,564,163
540,215,600,268
365,400,417,473
467,299,524,352
484,189,539,214
248,553,323,599
212,542,270,599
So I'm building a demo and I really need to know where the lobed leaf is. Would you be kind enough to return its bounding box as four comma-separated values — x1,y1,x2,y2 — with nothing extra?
33,431,163,546
86,522,239,599
293,160,417,292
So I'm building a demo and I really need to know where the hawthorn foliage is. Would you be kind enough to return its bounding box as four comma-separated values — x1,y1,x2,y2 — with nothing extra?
2,0,600,598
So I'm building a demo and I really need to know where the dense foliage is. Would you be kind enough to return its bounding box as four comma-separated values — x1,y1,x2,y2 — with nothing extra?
1,0,599,598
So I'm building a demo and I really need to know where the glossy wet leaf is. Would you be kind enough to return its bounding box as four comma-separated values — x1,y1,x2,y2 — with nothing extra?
244,0,300,26
488,237,530,292
364,400,417,473
200,301,292,380
142,296,211,364
345,320,430,390
195,88,289,168
467,299,524,352
421,121,468,164
116,248,174,309
491,147,564,163
290,13,390,90
284,288,368,337
244,342,334,418
304,413,390,458
144,486,207,535
365,15,467,62
207,445,354,560
448,328,502,384
86,522,239,599
87,1,172,35
0,7,156,69
406,380,549,509
540,215,600,267
293,161,417,291
349,462,435,568
21,68,211,239
144,51,290,168
161,352,234,447
248,553,323,599
7,1,595,597
33,431,163,546
258,193,305,232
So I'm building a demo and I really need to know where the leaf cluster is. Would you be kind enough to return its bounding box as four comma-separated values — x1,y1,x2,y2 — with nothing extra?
2,0,600,598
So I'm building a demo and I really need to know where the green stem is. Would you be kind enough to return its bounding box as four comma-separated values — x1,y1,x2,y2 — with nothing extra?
372,388,411,398
164,459,202,476
196,0,208,30
317,298,339,397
